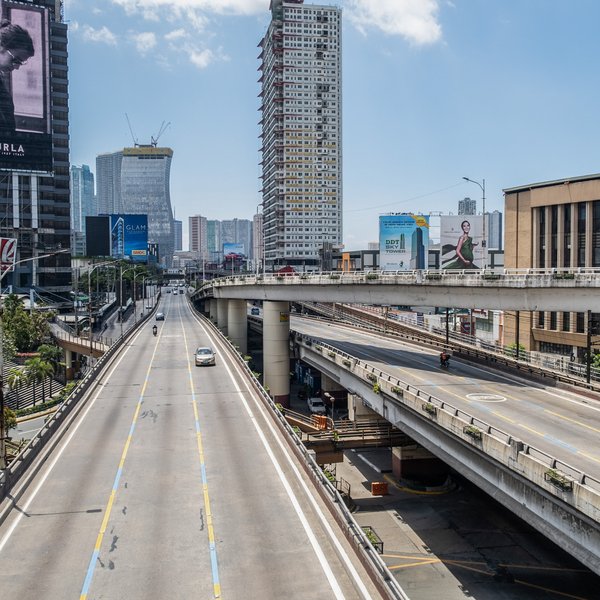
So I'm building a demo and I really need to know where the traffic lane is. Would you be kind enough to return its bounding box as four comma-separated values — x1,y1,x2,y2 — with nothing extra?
294,320,600,478
191,311,381,599
0,321,161,599
12,414,47,441
88,298,213,599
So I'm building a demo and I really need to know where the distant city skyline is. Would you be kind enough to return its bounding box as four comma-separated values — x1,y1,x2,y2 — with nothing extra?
66,1,600,252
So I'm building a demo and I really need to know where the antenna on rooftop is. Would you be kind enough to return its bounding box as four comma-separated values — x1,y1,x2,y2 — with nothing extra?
151,121,171,147
125,113,139,147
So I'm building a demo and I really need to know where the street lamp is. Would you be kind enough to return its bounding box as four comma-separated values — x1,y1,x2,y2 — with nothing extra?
0,248,69,468
462,176,487,267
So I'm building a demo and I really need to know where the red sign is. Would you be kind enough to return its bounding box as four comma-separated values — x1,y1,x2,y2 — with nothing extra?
0,238,17,272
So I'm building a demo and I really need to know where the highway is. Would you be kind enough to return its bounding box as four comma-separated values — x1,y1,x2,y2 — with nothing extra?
294,317,600,481
0,294,381,600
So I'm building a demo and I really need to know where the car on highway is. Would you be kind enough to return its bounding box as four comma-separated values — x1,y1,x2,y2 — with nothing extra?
250,307,260,316
155,312,165,321
195,346,216,367
307,397,326,415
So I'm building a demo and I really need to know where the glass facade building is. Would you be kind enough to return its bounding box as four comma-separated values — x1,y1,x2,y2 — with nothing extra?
120,146,175,268
70,164,95,233
96,151,123,215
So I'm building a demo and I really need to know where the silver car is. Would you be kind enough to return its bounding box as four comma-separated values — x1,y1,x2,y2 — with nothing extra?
195,346,216,367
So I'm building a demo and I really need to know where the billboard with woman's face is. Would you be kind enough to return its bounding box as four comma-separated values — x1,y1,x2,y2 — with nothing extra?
0,1,52,171
441,215,484,270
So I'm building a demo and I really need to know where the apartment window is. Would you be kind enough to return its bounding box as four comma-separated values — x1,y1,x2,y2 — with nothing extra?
550,311,557,330
538,207,546,268
550,205,558,267
562,312,570,331
577,202,586,267
563,203,571,268
576,312,585,333
538,311,545,327
593,200,600,267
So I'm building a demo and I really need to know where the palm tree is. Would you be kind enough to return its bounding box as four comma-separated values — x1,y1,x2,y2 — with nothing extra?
24,357,54,405
6,367,26,410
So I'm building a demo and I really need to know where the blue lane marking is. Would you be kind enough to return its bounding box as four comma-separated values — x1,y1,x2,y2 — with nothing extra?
544,435,578,454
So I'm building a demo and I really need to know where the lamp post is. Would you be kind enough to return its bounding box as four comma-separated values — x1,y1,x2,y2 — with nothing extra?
462,176,486,267
0,248,69,469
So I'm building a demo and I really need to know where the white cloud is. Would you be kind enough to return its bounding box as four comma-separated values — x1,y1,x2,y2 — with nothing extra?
346,0,442,45
164,28,187,41
189,47,214,69
131,31,157,53
79,24,118,46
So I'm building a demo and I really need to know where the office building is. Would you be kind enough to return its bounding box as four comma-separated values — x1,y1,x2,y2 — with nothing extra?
120,146,174,267
0,1,71,294
458,197,476,216
253,212,264,269
504,174,600,358
97,146,175,267
221,218,253,258
70,165,95,234
189,214,208,258
96,151,123,215
174,219,182,251
207,220,221,262
487,210,503,250
258,0,343,270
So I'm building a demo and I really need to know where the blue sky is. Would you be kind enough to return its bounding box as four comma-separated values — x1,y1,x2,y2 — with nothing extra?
65,0,600,250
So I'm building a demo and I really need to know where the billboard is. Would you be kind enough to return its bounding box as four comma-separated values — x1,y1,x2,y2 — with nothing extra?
440,215,484,270
0,1,52,172
379,214,429,271
86,216,110,257
223,243,245,257
0,236,16,272
110,215,148,263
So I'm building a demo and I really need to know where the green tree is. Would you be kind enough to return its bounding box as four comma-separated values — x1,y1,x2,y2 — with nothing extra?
24,357,54,405
505,342,526,359
6,366,26,410
3,406,16,435
37,344,63,374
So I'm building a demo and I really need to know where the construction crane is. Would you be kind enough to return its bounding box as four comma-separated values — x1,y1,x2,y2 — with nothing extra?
151,121,171,147
125,113,139,147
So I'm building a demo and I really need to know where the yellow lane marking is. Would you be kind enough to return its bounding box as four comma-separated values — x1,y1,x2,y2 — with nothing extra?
519,423,545,437
546,410,600,434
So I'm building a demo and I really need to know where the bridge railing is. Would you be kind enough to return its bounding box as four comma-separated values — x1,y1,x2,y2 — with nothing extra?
295,333,600,518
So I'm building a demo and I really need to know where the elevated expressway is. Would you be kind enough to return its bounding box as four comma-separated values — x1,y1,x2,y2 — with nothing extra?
0,294,395,600
191,269,600,575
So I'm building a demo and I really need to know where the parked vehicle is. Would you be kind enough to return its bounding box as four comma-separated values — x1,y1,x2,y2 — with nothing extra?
250,307,260,316
195,346,216,367
307,397,326,415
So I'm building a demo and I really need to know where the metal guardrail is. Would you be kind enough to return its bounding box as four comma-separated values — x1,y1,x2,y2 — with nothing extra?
187,301,411,600
0,300,158,519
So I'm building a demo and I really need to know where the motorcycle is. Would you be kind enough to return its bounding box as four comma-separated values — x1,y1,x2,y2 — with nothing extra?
440,353,450,368
152,325,158,337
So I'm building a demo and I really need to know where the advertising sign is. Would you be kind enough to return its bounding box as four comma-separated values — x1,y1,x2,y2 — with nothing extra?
441,215,484,270
379,214,429,271
0,2,52,172
0,236,16,272
223,242,245,257
86,216,110,257
110,214,148,263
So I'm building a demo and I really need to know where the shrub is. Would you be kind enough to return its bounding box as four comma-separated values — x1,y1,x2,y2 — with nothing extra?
342,359,351,367
366,373,377,383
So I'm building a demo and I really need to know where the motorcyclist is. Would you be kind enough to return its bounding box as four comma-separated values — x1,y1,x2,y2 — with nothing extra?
440,351,450,367
152,325,158,337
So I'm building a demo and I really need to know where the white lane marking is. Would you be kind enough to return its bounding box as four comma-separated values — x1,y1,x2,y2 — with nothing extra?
466,393,506,403
0,324,149,553
190,308,373,600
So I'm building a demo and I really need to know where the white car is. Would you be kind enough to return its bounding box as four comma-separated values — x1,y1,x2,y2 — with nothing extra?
307,397,326,415
195,346,216,367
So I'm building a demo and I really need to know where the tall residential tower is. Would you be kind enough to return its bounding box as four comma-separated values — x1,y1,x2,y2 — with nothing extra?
259,0,343,271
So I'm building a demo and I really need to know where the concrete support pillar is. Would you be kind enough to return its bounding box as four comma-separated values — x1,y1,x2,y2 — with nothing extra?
217,299,228,335
65,349,74,381
228,299,247,354
263,301,290,406
392,445,448,484
208,299,216,323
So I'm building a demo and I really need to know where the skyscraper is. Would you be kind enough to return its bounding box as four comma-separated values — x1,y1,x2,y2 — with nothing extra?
70,165,96,233
97,146,175,267
458,197,476,215
221,218,253,258
0,1,71,294
259,0,343,271
120,146,175,267
189,214,208,258
253,212,264,269
96,151,123,215
207,220,221,262
173,219,182,251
